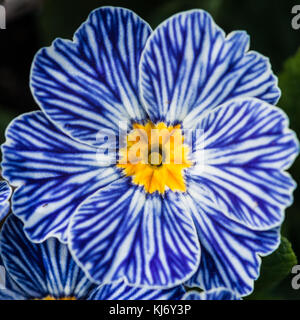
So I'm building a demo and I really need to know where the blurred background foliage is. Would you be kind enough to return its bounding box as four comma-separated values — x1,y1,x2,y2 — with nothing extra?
0,0,300,299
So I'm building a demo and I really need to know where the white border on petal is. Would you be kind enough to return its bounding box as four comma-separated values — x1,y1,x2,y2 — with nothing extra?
184,224,281,297
185,96,299,232
29,6,153,146
138,8,281,126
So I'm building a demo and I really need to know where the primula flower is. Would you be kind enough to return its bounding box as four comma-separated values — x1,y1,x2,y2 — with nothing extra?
0,214,238,301
88,280,240,300
0,215,97,300
0,181,11,221
1,7,298,295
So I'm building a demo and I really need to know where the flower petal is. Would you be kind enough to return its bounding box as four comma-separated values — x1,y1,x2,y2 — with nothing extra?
31,7,151,145
0,215,48,298
0,181,11,220
1,111,121,242
0,215,96,299
0,254,27,300
88,280,185,300
187,98,298,230
183,288,241,300
140,10,280,125
182,183,280,296
39,237,96,299
0,288,26,300
69,177,200,287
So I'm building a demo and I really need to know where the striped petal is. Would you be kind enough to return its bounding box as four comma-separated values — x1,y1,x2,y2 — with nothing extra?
0,254,27,300
0,215,96,299
0,287,26,300
182,182,280,296
0,289,25,300
69,177,200,287
187,98,298,230
31,7,151,145
0,215,49,298
1,111,121,242
39,239,97,299
88,280,185,300
0,181,11,220
183,288,240,300
140,10,280,125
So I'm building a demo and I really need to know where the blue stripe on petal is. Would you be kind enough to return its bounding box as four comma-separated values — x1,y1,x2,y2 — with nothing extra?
0,288,26,300
187,98,299,230
0,203,9,221
88,280,185,300
0,215,96,299
182,183,280,296
39,238,96,299
0,215,48,298
0,254,28,300
31,7,151,145
0,281,28,300
0,181,11,220
183,288,241,300
139,10,280,125
1,111,122,242
69,178,200,287
0,181,11,204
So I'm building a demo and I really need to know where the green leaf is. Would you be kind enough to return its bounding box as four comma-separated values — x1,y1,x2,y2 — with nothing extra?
278,47,300,134
277,49,300,275
247,237,297,299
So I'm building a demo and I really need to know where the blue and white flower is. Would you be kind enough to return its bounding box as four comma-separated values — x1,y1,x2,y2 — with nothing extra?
0,214,97,300
88,280,240,300
0,214,238,301
89,280,186,300
1,7,298,295
0,181,11,221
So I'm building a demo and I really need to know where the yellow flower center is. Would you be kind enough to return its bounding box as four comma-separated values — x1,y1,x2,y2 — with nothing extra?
117,122,191,194
148,151,163,166
37,296,76,300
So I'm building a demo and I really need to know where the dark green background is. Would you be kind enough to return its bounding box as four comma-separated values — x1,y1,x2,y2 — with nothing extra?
0,0,300,299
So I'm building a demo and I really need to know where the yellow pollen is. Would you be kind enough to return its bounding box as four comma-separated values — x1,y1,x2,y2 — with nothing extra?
117,121,192,194
37,296,76,300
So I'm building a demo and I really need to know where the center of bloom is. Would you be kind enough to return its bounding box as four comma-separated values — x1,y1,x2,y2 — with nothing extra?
117,121,191,194
39,296,76,300
148,151,163,167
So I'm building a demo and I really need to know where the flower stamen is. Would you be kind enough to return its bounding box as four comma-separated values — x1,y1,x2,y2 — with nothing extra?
117,121,191,194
